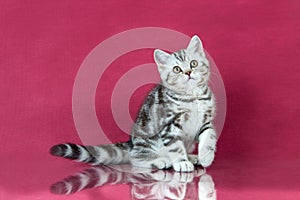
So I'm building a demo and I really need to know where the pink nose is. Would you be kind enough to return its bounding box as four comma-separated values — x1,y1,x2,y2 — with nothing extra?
185,71,191,76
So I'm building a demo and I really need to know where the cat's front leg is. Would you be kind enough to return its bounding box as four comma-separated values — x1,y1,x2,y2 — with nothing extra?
197,127,217,167
167,140,195,172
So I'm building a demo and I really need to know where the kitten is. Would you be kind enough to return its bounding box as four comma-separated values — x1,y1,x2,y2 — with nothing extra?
50,35,217,172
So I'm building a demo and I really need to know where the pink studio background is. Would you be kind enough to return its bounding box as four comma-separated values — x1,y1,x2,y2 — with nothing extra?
1,1,300,200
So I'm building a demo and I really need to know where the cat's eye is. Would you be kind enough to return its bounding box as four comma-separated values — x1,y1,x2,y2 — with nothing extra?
190,60,198,68
173,66,182,74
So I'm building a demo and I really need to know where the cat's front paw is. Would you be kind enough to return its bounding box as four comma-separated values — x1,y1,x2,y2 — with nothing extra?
173,160,194,172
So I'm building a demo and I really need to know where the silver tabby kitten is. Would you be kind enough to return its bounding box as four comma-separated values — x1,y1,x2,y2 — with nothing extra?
50,35,217,172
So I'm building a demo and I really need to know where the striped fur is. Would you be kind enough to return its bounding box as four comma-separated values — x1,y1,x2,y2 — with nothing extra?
50,142,132,165
50,166,216,200
50,35,217,172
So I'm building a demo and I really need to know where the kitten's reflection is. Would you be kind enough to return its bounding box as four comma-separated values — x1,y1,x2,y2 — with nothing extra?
50,165,216,200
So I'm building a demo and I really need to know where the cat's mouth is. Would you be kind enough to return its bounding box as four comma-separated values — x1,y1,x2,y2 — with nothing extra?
187,76,195,81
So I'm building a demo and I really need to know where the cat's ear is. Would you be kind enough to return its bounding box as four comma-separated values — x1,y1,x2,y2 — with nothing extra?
187,35,205,56
154,49,171,66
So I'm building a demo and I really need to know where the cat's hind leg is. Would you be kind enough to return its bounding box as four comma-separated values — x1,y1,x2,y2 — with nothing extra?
129,146,172,170
130,123,195,172
129,140,194,172
167,140,195,172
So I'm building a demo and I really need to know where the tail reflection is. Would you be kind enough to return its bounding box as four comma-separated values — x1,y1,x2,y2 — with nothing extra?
50,165,216,200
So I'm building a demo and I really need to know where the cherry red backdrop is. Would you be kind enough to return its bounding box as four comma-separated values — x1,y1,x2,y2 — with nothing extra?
1,1,300,199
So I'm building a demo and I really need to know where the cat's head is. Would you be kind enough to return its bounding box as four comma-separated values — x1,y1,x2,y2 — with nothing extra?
154,35,209,94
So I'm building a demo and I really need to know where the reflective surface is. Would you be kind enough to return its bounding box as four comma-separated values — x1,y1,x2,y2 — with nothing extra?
1,153,300,200
50,165,215,200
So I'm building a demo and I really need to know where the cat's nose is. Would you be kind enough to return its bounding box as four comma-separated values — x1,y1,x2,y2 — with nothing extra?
185,71,192,76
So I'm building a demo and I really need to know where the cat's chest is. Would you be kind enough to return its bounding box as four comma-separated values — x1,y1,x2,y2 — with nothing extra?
177,100,213,135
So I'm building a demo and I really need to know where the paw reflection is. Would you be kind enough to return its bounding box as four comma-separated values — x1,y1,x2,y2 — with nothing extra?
199,174,217,200
50,166,216,199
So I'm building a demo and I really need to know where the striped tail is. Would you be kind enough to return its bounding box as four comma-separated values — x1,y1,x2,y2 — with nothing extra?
50,142,133,165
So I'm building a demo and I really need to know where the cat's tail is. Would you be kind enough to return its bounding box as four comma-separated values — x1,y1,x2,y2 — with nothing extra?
50,141,133,165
